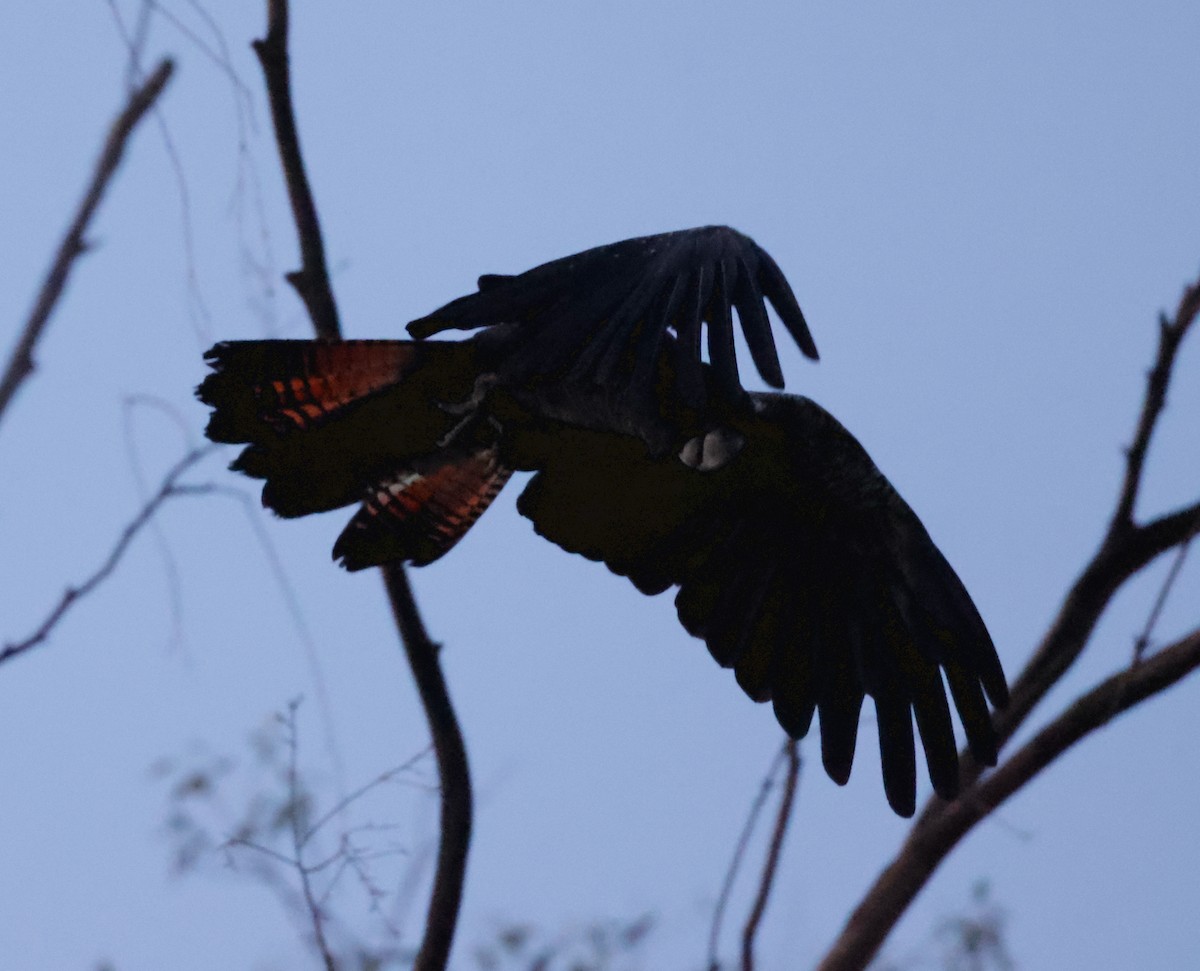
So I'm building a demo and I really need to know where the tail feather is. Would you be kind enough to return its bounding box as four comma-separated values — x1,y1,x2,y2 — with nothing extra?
333,447,512,570
199,340,427,442
197,339,480,519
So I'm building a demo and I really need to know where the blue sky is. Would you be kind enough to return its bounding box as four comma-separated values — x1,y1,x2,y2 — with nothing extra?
1,2,1198,968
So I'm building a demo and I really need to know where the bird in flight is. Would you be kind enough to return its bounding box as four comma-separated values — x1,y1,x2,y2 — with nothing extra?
198,225,1008,817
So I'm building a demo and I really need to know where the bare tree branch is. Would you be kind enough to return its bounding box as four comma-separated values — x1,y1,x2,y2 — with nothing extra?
251,0,339,340
380,565,473,971
741,740,801,971
816,270,1200,971
992,273,1200,755
251,5,472,969
976,625,1200,815
0,58,174,432
1,444,215,665
1112,278,1200,529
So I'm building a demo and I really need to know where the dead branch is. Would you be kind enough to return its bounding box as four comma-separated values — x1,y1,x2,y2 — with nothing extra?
996,278,1200,749
0,58,174,432
1,444,215,665
251,0,339,340
816,271,1200,970
380,565,472,971
1112,279,1200,530
251,5,472,969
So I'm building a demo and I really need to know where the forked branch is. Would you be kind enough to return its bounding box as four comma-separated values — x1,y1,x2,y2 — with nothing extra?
1,445,215,666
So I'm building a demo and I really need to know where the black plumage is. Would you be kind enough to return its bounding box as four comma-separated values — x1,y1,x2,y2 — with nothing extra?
408,225,818,405
197,225,1007,816
496,388,1007,816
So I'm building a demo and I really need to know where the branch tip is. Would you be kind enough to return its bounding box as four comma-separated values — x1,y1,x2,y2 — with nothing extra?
0,55,174,431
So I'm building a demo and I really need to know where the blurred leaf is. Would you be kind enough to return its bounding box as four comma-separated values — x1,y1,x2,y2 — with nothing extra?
499,924,533,953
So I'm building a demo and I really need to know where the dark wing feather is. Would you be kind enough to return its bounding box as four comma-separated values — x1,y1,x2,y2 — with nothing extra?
767,575,818,740
732,252,784,387
408,226,817,405
506,390,1006,817
707,256,741,396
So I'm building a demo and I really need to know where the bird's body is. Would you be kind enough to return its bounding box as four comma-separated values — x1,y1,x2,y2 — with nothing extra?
198,225,1008,816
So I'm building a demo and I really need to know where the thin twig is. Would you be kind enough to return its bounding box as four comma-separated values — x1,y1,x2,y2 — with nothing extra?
1112,278,1200,530
1,444,215,665
0,58,174,431
1133,540,1192,663
305,747,432,844
122,395,195,654
988,268,1200,756
106,2,215,345
251,5,472,969
158,0,260,105
220,707,420,948
207,482,348,795
251,0,340,339
227,837,298,871
741,740,801,971
707,744,789,971
282,701,339,971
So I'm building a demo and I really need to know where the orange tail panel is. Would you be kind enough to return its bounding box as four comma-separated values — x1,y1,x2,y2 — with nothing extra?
334,447,513,569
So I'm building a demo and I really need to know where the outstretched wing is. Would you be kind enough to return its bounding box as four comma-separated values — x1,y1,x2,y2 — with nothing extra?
408,226,818,405
505,392,1007,817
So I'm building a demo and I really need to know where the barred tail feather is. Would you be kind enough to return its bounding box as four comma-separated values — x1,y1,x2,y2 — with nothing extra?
196,338,479,518
199,340,428,443
333,447,512,569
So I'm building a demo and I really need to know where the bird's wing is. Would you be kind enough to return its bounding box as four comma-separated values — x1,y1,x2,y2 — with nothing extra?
504,392,1007,817
408,226,817,405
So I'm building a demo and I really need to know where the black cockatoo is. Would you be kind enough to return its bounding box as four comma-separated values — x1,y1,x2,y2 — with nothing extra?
198,225,1007,816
